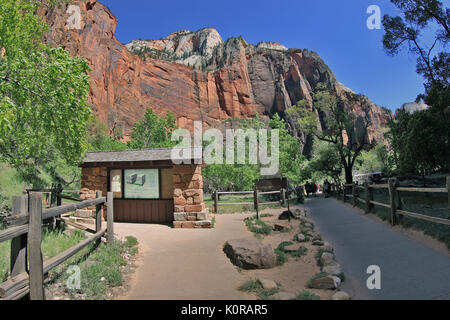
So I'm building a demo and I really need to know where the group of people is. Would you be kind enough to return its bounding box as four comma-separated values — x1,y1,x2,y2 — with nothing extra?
305,182,319,197
304,180,332,198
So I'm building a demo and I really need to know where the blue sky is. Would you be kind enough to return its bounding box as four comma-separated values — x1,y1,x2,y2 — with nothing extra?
101,0,432,111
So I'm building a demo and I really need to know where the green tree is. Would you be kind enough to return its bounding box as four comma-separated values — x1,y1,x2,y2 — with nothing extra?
382,0,450,175
127,108,178,149
268,114,306,185
388,109,449,176
306,139,343,184
292,84,375,183
0,0,91,184
382,0,449,96
86,116,128,151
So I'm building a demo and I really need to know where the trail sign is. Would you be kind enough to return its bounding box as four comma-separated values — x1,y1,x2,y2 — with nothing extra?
254,177,288,191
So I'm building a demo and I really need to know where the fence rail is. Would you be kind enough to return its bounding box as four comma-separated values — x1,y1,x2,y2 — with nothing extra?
331,176,450,227
213,188,299,219
0,191,115,300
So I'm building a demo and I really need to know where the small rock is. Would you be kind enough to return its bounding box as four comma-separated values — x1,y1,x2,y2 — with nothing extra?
273,223,289,232
310,275,341,290
320,252,335,266
322,262,342,276
322,242,334,252
100,277,106,282
295,234,307,242
332,291,351,300
312,240,324,246
283,244,302,253
312,234,322,241
259,278,278,291
294,208,307,218
304,222,313,229
274,291,297,300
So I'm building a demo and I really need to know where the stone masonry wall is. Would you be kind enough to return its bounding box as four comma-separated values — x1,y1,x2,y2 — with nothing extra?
80,167,108,220
172,164,211,228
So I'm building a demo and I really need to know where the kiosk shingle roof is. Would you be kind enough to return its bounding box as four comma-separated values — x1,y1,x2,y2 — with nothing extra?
83,147,203,163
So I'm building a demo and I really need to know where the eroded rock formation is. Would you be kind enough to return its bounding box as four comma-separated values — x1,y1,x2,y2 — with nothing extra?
39,0,393,151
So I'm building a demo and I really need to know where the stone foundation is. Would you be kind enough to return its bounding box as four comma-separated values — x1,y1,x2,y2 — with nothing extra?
172,164,211,229
80,167,108,220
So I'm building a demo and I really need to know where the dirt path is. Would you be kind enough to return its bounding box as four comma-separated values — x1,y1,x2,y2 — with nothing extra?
115,206,333,300
304,196,450,300
115,214,254,300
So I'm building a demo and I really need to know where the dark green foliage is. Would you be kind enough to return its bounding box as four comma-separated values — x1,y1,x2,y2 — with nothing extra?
128,108,178,149
388,109,450,176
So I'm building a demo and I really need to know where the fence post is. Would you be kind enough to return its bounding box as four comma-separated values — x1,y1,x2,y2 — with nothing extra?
447,176,450,210
10,196,28,277
107,192,114,246
281,188,286,206
214,190,218,214
28,193,45,300
352,183,356,207
95,191,103,245
395,179,403,222
364,182,373,214
254,187,259,220
343,184,346,203
388,178,397,225
56,184,63,229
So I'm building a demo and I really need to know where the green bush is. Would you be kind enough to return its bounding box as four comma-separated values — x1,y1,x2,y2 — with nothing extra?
296,290,320,300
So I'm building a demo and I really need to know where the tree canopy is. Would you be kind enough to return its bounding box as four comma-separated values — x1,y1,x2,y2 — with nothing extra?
0,0,91,184
289,84,375,183
127,108,178,149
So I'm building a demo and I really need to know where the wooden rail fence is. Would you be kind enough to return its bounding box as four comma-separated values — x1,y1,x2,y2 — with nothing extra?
213,188,298,218
0,191,115,300
330,176,450,227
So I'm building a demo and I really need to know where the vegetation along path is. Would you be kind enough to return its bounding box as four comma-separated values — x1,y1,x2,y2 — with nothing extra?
304,196,450,300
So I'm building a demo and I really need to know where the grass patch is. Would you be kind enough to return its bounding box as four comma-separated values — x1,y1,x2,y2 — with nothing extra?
295,290,320,300
245,218,272,236
124,236,138,248
0,240,9,282
52,237,138,300
0,223,138,300
274,242,293,265
238,279,279,300
290,246,308,258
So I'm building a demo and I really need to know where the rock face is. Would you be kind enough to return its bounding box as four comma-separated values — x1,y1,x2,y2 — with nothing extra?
223,238,278,269
38,0,393,152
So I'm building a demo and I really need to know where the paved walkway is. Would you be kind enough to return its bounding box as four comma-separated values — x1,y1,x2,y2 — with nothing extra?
304,196,450,300
115,214,253,300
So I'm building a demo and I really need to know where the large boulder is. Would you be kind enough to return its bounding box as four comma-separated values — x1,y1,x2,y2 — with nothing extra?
223,238,278,269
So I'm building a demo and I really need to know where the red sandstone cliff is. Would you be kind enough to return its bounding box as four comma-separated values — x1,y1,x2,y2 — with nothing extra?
38,0,393,150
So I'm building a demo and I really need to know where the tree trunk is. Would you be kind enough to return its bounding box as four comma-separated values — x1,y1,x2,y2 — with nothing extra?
345,167,353,184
